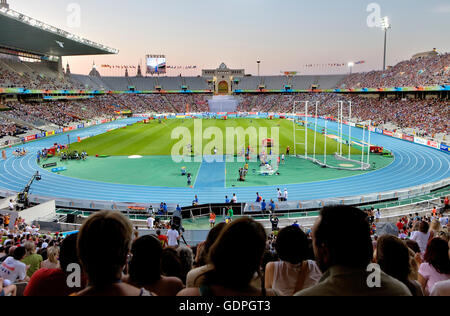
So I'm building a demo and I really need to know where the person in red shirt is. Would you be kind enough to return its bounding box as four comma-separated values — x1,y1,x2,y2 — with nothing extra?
396,219,404,232
445,196,449,211
156,230,168,248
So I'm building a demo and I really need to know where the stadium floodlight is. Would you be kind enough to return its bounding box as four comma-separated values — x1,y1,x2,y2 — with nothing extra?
380,16,390,30
380,16,391,71
348,62,354,74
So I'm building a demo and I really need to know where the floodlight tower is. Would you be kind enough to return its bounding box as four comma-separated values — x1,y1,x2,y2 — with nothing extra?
0,0,9,9
257,60,261,77
381,16,391,71
348,62,355,75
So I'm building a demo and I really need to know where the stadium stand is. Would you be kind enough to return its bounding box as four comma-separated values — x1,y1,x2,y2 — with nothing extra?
337,52,450,89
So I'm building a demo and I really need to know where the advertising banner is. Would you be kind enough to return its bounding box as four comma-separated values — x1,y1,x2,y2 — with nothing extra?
440,144,449,152
24,135,36,142
414,137,428,145
427,140,439,149
383,130,394,137
402,135,414,142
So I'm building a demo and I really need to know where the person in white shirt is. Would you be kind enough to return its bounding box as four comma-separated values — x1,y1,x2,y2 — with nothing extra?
410,221,431,254
0,247,28,283
277,189,282,202
283,189,288,202
231,194,237,204
375,209,381,222
167,226,180,248
147,216,155,229
438,214,448,228
8,200,15,211
265,225,322,296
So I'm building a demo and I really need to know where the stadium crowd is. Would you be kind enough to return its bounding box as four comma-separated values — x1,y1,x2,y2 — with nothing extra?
0,119,18,138
1,203,449,297
0,61,76,91
337,53,450,89
236,93,449,138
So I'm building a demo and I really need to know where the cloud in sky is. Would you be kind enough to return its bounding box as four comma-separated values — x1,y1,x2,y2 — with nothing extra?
432,5,450,13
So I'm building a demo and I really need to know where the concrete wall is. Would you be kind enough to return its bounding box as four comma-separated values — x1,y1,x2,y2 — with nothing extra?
18,200,56,223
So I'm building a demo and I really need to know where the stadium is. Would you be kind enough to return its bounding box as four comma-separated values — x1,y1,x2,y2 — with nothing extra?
0,0,449,300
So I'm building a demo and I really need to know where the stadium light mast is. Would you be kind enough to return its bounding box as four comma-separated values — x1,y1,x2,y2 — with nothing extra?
0,0,9,9
381,16,391,71
348,62,354,75
257,60,261,77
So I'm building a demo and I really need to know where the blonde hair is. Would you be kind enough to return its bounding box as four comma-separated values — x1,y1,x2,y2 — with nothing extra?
47,246,60,264
429,220,442,233
24,241,36,257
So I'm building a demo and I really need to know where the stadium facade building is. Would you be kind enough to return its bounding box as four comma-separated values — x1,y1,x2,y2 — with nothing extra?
202,63,245,94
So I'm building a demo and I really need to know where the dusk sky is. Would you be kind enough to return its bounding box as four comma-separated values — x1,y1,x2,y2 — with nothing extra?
8,0,450,76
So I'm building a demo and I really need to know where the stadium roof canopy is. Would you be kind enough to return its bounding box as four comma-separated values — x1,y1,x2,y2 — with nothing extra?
0,7,118,57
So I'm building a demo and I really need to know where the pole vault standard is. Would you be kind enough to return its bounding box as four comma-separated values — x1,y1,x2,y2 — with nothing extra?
313,101,318,161
324,119,328,165
293,101,309,158
305,101,308,159
361,124,365,171
339,102,342,157
348,101,352,160
367,120,372,165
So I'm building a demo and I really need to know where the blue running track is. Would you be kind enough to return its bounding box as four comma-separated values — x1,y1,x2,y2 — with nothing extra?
194,156,226,189
0,118,449,206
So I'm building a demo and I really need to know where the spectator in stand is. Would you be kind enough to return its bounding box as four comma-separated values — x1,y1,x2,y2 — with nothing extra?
178,218,279,296
187,223,227,287
0,276,17,296
430,239,450,296
177,246,194,285
295,206,412,296
429,220,442,239
156,230,168,248
40,246,60,270
438,214,448,228
418,238,450,296
161,248,183,281
411,221,431,255
0,246,29,283
24,234,87,296
167,224,180,248
125,235,183,296
0,246,6,261
265,225,322,296
396,218,404,232
375,235,423,296
73,211,151,296
22,241,43,278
